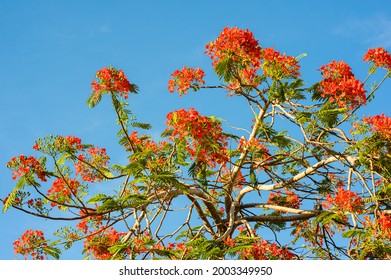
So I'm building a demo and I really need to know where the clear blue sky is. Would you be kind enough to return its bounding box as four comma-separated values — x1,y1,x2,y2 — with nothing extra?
1,0,391,259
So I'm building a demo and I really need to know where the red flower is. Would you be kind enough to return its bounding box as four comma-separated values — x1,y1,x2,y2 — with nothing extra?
378,213,391,230
267,189,301,210
319,60,366,110
53,135,84,151
322,186,363,213
363,47,391,70
239,239,295,260
377,213,391,239
83,227,125,260
168,66,205,96
261,47,301,79
363,113,391,140
74,146,110,182
7,155,47,182
205,27,262,68
223,236,236,247
166,108,228,167
47,177,80,208
91,66,136,99
13,229,48,260
77,208,104,234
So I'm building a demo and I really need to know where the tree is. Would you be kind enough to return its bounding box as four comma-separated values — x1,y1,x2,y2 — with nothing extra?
3,26,391,260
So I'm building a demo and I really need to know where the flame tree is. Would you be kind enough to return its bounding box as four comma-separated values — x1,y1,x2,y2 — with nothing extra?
3,27,391,260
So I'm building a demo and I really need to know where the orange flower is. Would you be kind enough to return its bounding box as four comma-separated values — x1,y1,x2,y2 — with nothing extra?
322,186,363,213
267,189,301,210
168,66,205,96
319,60,366,110
83,227,125,260
166,108,228,167
47,178,80,208
13,229,48,260
91,66,136,99
239,239,295,260
74,146,110,182
7,155,47,182
205,27,262,68
363,113,391,140
262,47,301,79
378,213,391,239
363,47,391,70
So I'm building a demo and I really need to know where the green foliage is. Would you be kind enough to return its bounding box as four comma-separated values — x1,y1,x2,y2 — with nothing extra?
43,243,62,260
317,102,347,127
296,111,312,124
2,177,26,213
342,229,364,238
7,28,391,261
131,122,152,130
185,237,226,259
214,58,235,83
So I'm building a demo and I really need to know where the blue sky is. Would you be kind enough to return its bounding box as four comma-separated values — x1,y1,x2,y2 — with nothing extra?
1,0,391,259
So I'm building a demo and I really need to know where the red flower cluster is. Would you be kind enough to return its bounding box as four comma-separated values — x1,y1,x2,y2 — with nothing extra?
319,60,366,110
166,108,228,167
237,137,270,164
363,113,391,140
60,135,83,150
47,177,80,208
76,208,104,234
83,227,125,260
205,27,262,68
267,189,301,210
91,66,134,99
262,47,301,79
378,213,391,239
7,155,47,181
168,66,205,97
322,187,363,213
37,135,84,152
219,167,246,191
128,131,168,167
226,66,262,93
75,147,110,182
223,236,236,247
13,229,48,260
363,47,391,71
239,239,295,260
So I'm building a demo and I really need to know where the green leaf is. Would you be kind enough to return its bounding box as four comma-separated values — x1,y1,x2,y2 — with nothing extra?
87,193,111,204
342,229,363,238
295,53,307,61
314,211,335,225
87,92,104,108
221,132,240,140
122,161,146,176
272,131,291,148
215,58,234,83
108,242,131,255
57,153,72,166
117,194,151,208
249,165,257,187
188,162,197,178
310,83,324,101
295,112,312,124
2,177,26,213
43,246,61,260
100,167,114,179
131,122,152,130
318,103,346,127
129,83,139,94
97,198,119,212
